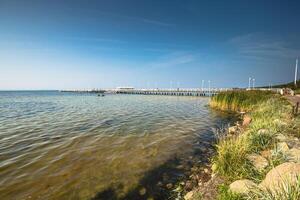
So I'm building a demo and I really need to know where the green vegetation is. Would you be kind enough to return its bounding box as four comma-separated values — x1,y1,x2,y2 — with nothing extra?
210,90,273,112
208,90,300,199
217,184,243,200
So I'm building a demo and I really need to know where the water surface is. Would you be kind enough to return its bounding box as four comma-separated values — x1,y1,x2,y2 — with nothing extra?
0,91,233,199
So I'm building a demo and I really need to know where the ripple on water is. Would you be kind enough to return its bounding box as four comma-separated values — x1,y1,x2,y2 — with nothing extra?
0,92,235,199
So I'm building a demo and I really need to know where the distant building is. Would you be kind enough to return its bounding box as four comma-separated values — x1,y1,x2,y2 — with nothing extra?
116,87,134,90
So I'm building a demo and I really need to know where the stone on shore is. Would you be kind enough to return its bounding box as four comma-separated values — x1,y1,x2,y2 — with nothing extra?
286,148,300,163
260,150,272,159
260,162,300,191
276,142,290,153
247,153,268,171
184,191,194,200
229,179,257,194
275,133,288,142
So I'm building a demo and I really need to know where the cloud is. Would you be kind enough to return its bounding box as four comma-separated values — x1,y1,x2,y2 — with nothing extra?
148,53,196,68
229,33,300,60
64,36,127,44
83,9,175,27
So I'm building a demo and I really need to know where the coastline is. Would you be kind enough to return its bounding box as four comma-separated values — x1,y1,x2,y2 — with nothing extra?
184,91,300,200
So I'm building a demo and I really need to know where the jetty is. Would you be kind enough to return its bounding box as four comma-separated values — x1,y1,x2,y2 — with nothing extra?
61,88,232,97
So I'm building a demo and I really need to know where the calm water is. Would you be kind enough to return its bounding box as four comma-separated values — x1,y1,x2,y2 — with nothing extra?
0,91,234,200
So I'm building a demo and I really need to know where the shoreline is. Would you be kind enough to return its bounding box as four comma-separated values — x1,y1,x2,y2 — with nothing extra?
184,91,300,200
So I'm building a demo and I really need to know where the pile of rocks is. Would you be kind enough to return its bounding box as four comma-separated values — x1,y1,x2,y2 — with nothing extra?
229,133,300,196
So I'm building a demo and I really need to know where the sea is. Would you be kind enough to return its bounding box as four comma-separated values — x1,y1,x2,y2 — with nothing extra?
0,91,235,200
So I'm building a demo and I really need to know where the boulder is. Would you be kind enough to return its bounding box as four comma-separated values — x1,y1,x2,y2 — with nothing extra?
286,148,300,163
275,133,288,142
260,162,300,191
242,115,252,126
247,153,269,171
229,179,257,194
276,142,289,153
286,139,300,149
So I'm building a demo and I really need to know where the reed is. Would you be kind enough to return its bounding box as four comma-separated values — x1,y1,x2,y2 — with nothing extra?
209,90,273,112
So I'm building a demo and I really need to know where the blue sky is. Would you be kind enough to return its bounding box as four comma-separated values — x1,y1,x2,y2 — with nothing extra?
1,0,300,90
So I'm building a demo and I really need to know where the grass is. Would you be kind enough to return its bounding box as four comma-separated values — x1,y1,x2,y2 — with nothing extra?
210,90,273,112
217,184,243,200
208,90,298,199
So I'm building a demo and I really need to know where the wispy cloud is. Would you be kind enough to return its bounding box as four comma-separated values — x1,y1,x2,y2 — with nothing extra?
81,9,175,27
64,36,127,44
148,52,196,68
229,33,300,60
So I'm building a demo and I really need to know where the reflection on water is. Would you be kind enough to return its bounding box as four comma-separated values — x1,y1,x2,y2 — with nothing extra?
0,91,234,199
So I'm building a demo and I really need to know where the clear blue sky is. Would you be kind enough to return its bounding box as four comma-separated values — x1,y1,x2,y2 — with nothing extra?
1,0,300,90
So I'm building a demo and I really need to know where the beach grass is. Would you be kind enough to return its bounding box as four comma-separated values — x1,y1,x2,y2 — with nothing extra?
209,90,273,112
208,90,299,199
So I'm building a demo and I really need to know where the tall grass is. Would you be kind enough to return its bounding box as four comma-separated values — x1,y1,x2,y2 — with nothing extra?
210,90,273,112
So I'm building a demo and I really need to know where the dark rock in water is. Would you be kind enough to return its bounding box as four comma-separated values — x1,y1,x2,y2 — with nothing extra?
156,181,163,187
166,183,173,189
139,187,147,196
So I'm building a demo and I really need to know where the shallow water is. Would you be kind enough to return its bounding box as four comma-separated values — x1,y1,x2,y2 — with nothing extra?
0,91,234,200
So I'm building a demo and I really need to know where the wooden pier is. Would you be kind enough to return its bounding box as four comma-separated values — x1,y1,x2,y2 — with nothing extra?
61,88,231,97
114,88,229,96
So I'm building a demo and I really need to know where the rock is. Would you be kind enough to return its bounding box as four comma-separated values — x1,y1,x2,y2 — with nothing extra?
204,168,209,173
228,126,238,134
184,191,194,200
242,115,252,126
229,179,257,194
258,129,269,135
286,148,300,163
184,180,194,191
276,142,289,153
260,162,300,191
156,181,163,187
139,187,147,196
275,133,288,142
260,150,272,159
247,153,269,171
286,139,300,149
166,183,173,189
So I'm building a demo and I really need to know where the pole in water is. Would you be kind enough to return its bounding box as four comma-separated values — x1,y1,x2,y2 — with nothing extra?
252,78,255,89
295,58,298,87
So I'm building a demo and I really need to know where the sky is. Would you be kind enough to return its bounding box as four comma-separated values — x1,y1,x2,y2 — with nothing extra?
1,0,300,90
